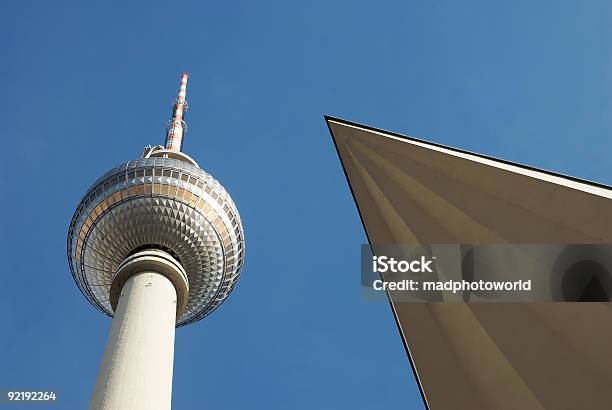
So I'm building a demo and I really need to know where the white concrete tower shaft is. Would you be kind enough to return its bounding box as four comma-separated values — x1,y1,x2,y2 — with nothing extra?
89,250,189,410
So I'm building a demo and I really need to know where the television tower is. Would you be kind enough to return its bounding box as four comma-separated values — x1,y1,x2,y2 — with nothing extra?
67,73,245,410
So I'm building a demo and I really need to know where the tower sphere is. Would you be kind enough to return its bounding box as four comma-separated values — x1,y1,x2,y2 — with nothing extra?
67,149,245,326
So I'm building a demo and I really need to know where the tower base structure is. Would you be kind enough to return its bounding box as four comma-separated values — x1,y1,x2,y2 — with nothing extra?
89,250,189,410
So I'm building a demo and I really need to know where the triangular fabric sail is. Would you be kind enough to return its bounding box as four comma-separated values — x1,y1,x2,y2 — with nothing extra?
327,116,612,410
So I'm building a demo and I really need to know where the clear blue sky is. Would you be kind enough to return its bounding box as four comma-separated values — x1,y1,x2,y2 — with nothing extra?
2,1,612,409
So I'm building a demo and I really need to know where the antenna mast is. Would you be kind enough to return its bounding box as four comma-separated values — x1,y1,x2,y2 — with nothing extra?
165,72,189,151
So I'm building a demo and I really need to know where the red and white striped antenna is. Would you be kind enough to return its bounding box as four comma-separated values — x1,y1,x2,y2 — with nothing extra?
165,72,189,151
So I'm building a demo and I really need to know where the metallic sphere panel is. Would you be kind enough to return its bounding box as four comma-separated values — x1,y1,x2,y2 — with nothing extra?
67,157,244,326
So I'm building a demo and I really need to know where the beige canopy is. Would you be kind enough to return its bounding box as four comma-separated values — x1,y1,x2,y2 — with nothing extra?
326,116,612,410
